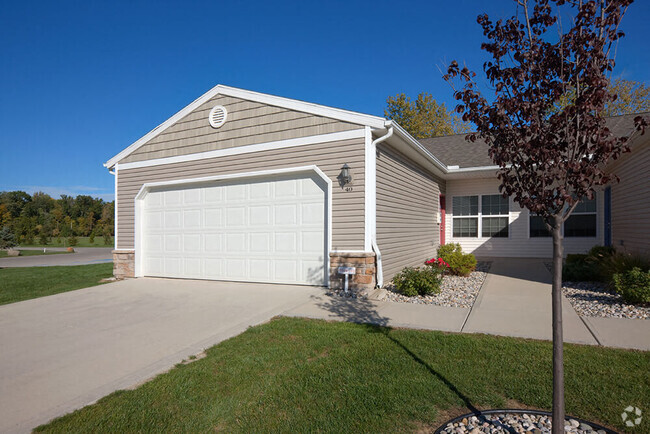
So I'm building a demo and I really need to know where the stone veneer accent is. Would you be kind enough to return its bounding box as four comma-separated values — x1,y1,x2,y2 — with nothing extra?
112,250,135,279
329,252,376,291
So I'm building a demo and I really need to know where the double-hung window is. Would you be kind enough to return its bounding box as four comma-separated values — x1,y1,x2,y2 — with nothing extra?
452,196,478,237
481,195,509,237
452,194,509,238
528,197,597,237
564,197,597,237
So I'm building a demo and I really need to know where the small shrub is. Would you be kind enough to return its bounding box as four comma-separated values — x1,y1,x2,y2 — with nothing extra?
89,233,95,244
598,252,650,283
103,226,113,246
562,254,598,281
392,267,442,297
437,243,476,276
587,245,616,261
67,235,78,246
613,267,650,304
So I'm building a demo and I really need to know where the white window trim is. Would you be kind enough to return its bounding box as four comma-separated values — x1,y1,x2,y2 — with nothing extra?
451,194,511,240
133,165,332,284
526,194,598,239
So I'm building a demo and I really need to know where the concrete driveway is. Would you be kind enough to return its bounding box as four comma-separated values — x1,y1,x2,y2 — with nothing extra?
0,278,323,433
0,247,113,268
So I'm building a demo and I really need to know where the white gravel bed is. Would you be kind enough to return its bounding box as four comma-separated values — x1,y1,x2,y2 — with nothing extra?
545,262,650,320
328,262,490,309
439,413,609,434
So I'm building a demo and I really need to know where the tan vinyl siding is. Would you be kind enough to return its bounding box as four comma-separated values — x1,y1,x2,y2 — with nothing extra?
122,95,359,163
606,137,650,254
376,143,445,284
116,137,365,251
445,178,604,257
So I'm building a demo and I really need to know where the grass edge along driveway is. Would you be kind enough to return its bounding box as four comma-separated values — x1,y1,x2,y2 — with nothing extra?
36,317,648,433
0,262,113,305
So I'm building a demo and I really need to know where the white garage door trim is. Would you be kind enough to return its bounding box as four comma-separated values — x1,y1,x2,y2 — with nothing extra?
133,165,332,285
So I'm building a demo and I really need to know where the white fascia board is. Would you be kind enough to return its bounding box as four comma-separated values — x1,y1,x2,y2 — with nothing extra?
105,84,386,169
118,129,365,171
216,86,386,129
387,121,448,175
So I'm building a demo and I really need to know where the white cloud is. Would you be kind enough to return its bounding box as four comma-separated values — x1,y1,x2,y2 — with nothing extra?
2,185,114,202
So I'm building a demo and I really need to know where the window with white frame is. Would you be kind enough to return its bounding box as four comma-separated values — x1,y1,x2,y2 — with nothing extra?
481,195,509,237
452,194,509,238
564,197,597,237
528,197,597,238
452,196,478,237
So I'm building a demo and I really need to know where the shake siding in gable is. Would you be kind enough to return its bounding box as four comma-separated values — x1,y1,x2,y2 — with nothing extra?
121,95,359,163
376,143,445,283
445,177,605,257
116,137,366,251
606,137,650,254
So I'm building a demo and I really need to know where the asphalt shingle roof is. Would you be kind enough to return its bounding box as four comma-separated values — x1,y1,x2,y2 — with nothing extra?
418,112,649,168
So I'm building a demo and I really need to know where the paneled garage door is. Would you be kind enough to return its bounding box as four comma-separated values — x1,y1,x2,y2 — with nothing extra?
141,173,327,285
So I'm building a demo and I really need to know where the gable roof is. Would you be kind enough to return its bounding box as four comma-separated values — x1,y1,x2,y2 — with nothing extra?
418,111,649,169
105,85,387,169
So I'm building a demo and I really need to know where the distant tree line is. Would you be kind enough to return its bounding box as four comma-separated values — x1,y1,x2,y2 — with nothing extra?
0,191,114,246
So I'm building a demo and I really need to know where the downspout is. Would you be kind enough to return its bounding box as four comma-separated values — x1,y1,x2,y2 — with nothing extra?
370,122,394,288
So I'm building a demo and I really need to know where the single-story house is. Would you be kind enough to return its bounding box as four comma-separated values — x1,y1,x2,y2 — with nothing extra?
105,85,649,290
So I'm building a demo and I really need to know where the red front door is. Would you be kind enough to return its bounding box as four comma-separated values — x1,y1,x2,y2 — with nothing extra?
439,194,446,245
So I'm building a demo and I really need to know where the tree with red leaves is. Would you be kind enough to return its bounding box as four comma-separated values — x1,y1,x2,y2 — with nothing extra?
444,0,647,432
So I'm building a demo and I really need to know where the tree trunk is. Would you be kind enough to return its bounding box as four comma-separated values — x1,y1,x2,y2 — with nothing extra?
551,215,565,434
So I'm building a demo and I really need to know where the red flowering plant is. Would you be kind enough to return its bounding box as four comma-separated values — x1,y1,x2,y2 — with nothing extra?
425,257,450,272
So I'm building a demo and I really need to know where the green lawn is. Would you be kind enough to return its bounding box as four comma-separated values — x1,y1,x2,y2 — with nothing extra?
0,249,71,258
20,236,112,248
36,317,648,433
0,263,113,305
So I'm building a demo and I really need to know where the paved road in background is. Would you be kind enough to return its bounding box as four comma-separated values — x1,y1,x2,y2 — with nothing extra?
0,247,112,268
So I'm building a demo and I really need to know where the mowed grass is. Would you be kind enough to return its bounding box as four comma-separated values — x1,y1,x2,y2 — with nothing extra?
0,249,71,258
20,236,112,248
0,263,113,305
36,317,649,433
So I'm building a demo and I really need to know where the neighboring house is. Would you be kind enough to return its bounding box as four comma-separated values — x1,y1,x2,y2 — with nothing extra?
105,85,649,290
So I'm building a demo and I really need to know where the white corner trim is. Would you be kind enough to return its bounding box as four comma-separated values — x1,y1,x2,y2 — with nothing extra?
132,165,333,283
114,163,118,250
364,126,373,251
105,84,385,168
118,129,365,171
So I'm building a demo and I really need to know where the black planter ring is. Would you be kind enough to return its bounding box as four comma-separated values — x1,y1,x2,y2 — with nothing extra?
434,409,618,434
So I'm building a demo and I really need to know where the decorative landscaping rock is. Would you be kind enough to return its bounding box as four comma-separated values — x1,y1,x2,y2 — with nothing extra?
544,262,649,320
328,262,490,309
435,410,614,434
6,249,20,257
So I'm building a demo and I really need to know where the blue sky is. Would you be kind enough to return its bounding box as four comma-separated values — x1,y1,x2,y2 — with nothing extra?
1,0,648,202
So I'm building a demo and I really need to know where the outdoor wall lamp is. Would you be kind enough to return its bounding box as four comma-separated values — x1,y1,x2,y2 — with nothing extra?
338,163,352,187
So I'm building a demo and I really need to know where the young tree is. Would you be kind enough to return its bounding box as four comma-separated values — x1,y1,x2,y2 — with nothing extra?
0,226,17,250
444,0,646,431
385,93,470,138
603,78,650,116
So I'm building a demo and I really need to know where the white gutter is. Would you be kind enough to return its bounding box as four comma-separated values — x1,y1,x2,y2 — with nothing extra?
369,123,394,288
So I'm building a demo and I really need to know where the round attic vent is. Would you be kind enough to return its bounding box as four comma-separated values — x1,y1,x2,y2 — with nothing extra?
208,105,228,128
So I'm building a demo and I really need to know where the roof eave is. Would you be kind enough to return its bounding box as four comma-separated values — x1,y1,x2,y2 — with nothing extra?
104,84,387,169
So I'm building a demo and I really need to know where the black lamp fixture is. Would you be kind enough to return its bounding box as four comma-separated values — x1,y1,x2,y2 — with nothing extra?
338,163,352,187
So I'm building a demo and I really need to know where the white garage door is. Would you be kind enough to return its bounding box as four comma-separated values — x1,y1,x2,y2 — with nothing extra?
141,173,327,285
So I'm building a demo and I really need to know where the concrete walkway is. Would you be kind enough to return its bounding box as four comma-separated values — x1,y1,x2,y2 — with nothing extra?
286,258,650,351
